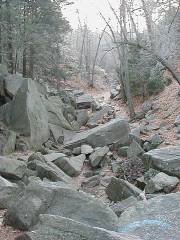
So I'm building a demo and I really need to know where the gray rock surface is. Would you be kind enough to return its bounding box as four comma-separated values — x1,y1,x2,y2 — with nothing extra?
118,146,129,157
81,144,94,155
48,153,85,177
0,175,21,209
27,157,73,184
65,118,130,149
142,101,153,113
16,214,141,240
5,79,49,148
87,105,113,127
44,153,66,163
106,177,142,202
0,156,26,180
76,94,94,109
76,109,89,127
118,192,180,240
143,146,180,177
111,197,138,217
0,129,16,155
66,154,86,176
4,74,24,98
145,172,179,193
89,146,109,168
127,141,144,158
43,96,74,131
5,180,119,231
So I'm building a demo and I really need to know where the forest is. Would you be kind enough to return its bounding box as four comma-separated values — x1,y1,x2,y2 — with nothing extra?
0,1,180,240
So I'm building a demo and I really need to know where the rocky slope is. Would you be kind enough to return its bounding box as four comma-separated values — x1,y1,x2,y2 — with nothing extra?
0,74,180,240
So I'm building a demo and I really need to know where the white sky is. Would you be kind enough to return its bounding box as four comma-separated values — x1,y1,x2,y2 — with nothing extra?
63,0,140,32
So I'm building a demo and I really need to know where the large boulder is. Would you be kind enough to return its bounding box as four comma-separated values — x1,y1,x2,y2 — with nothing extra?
1,79,49,148
0,156,26,180
27,159,73,184
118,193,180,240
0,127,16,155
44,153,85,177
15,214,141,240
143,146,180,177
4,74,24,98
43,96,73,130
76,94,94,109
5,180,119,231
76,109,89,127
111,197,138,217
0,176,20,209
87,105,113,127
65,118,130,149
5,181,54,230
145,172,179,193
106,177,141,202
54,154,85,177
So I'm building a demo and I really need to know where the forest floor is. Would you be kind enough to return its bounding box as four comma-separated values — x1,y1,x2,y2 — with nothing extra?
88,80,180,146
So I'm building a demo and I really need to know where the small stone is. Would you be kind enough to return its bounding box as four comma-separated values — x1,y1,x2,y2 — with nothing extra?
28,152,46,163
81,175,100,188
136,176,146,190
118,146,129,157
111,162,121,174
89,146,109,168
127,141,144,158
174,115,180,126
72,147,81,156
81,144,94,155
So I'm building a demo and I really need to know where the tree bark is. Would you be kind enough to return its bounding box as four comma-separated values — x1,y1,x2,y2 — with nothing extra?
22,4,27,77
121,0,135,118
91,25,107,87
141,0,155,50
29,44,34,79
6,0,14,74
100,12,126,102
0,0,2,64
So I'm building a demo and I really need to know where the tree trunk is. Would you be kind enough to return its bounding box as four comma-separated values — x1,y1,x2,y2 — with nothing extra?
0,0,2,64
121,0,135,118
22,4,27,78
141,0,155,50
100,13,126,102
29,44,34,79
91,25,107,87
6,0,13,74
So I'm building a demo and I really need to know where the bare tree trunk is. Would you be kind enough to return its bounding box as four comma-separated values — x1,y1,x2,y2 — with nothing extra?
0,0,2,64
29,44,34,79
100,13,126,102
91,25,107,87
22,4,27,77
141,0,155,50
121,0,135,118
79,25,87,79
6,0,13,74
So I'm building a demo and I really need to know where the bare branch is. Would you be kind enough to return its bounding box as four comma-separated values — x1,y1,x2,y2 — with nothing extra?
168,1,180,33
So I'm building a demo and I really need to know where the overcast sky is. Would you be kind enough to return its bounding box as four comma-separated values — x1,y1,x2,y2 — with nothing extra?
63,0,128,31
